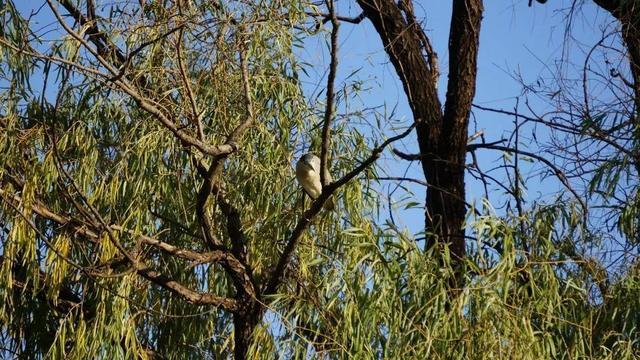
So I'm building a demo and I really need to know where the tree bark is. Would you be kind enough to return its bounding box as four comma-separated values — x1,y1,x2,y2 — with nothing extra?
233,303,260,360
356,0,483,285
592,0,640,121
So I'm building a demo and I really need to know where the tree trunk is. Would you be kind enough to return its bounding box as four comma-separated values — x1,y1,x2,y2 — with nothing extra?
591,0,640,112
619,6,640,123
356,0,483,286
233,311,258,359
232,298,263,359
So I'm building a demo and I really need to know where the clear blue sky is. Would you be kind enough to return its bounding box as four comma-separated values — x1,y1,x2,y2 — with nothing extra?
295,1,612,237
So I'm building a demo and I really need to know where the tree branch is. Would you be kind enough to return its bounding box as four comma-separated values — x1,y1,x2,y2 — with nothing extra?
57,0,126,64
467,143,587,216
196,42,255,259
306,11,366,25
176,6,205,141
0,188,242,311
264,124,415,296
49,0,245,158
320,0,339,188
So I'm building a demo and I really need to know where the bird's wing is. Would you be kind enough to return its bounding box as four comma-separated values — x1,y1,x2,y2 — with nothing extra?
309,155,332,184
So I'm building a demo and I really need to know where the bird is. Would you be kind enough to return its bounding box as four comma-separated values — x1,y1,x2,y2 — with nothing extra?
295,153,335,210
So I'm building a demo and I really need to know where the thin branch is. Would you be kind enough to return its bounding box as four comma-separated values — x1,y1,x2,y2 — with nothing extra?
176,11,205,141
306,11,366,25
136,267,238,309
264,124,416,296
392,148,421,161
149,207,201,239
473,103,638,162
0,37,110,78
377,176,481,216
398,0,438,80
377,176,428,187
49,0,244,158
468,143,588,216
0,188,243,310
193,41,257,297
195,41,254,248
49,128,139,266
226,38,255,144
57,0,126,63
393,137,505,160
466,139,506,151
320,0,339,187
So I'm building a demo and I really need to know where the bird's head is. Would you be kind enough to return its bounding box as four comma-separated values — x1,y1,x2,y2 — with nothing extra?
299,153,318,170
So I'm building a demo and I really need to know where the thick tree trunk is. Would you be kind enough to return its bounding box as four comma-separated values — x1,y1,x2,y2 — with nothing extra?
232,300,261,359
592,0,640,112
233,313,255,359
356,0,483,286
436,0,483,268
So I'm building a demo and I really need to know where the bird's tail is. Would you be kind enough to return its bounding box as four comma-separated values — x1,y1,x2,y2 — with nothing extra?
323,195,335,211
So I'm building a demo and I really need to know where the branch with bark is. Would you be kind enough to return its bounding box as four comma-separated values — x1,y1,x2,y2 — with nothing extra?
0,187,240,312
320,0,339,188
264,124,416,297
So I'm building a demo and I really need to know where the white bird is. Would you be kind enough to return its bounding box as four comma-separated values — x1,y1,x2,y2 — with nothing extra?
295,153,335,210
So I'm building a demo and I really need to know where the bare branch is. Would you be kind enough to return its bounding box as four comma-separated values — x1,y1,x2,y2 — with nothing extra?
472,103,639,162
468,143,587,216
306,11,366,25
392,148,421,161
320,0,339,187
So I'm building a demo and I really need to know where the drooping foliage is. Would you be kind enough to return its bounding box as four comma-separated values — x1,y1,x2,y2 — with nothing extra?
0,0,369,357
0,0,638,359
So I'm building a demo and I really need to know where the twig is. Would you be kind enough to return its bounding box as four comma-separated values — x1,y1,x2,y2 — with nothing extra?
468,143,588,217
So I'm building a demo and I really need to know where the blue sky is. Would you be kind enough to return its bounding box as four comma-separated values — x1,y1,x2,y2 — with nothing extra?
293,0,615,237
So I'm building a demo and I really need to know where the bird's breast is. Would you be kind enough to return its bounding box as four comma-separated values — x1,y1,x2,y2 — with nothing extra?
296,167,322,199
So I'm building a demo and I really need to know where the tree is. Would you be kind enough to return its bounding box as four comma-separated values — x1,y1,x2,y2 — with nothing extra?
1,0,639,359
476,0,640,290
355,0,482,288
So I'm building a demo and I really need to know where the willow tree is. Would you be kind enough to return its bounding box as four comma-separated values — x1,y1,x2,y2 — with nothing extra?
1,0,640,359
0,0,388,357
